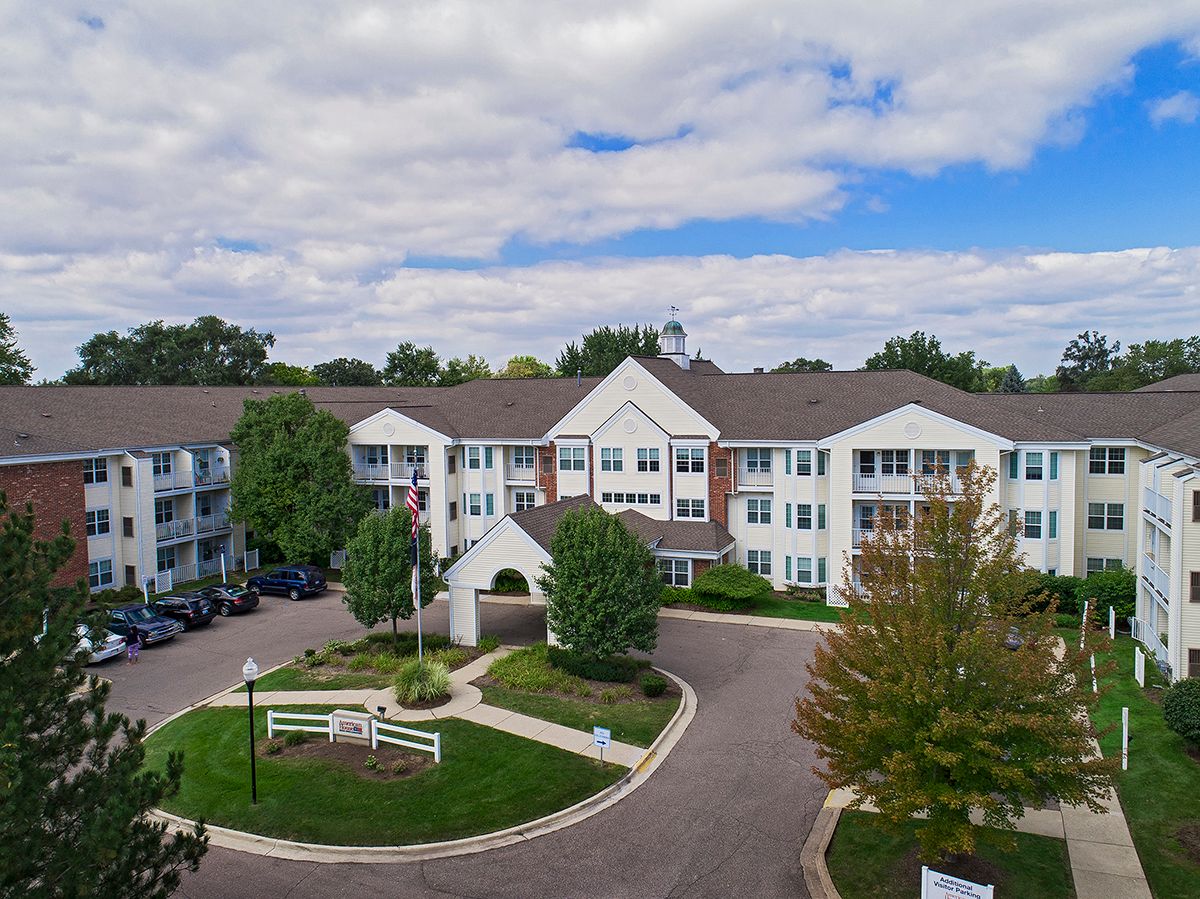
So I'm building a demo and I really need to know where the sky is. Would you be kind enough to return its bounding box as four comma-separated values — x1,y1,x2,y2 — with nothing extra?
2,2,1199,379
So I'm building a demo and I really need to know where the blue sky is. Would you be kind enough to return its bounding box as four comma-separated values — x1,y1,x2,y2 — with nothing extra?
2,3,1199,377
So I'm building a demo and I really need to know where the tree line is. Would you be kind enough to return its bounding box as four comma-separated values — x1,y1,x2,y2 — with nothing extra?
2,311,1198,392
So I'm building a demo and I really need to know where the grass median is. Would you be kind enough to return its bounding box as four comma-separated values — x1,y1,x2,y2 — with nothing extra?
144,704,623,846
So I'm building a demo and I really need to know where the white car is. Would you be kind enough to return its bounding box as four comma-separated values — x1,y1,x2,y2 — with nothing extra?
73,624,127,665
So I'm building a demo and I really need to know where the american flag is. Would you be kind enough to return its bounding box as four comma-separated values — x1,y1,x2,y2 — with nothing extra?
407,469,420,563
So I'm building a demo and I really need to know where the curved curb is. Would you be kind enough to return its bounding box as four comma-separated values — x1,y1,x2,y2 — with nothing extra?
799,800,843,899
360,680,483,721
148,665,697,863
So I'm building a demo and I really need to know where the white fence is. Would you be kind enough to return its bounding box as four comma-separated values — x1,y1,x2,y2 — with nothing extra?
372,720,442,762
1134,646,1146,688
1129,616,1170,677
330,549,348,569
244,548,259,572
266,710,441,761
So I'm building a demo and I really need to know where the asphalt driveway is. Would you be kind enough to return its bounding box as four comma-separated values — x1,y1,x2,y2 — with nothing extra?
100,593,827,898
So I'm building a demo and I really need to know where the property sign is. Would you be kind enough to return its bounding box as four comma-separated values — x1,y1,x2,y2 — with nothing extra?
592,726,611,748
920,866,993,899
331,709,374,744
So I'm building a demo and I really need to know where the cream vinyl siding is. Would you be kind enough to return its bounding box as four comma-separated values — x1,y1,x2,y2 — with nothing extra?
551,359,716,439
591,407,670,519
1172,477,1200,676
1075,446,1149,572
448,585,479,645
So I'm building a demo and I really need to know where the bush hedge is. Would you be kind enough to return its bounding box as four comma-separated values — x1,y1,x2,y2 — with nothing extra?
640,674,667,697
393,659,452,704
1081,567,1137,622
690,564,771,611
547,645,641,683
660,585,693,606
1163,678,1200,745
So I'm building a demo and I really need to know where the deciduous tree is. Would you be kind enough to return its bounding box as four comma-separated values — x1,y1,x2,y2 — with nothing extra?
862,331,986,392
0,493,207,895
772,356,833,373
555,324,660,378
229,393,369,563
496,355,554,378
538,506,661,658
382,342,441,386
438,354,492,386
794,465,1114,861
261,361,318,386
0,312,34,384
312,357,382,386
1055,330,1120,392
341,508,439,648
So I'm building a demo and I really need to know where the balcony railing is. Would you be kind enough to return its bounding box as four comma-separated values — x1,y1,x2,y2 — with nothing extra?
737,468,774,488
156,518,194,541
1129,616,1170,676
152,471,190,492
853,471,964,494
390,462,428,480
194,513,231,535
352,462,391,481
852,526,873,548
506,463,536,482
156,514,230,542
1142,552,1170,600
1143,486,1173,526
194,466,231,487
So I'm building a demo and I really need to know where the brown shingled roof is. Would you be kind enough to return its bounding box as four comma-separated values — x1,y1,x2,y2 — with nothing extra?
507,495,597,552
1136,374,1200,392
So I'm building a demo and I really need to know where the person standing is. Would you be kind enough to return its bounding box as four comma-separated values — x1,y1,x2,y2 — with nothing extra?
127,624,141,665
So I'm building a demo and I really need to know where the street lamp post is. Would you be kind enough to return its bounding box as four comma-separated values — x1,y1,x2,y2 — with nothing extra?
242,657,259,804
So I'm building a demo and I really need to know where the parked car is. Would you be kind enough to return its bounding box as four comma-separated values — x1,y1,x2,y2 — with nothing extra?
200,583,261,616
246,565,328,601
152,592,218,630
72,624,127,664
107,604,184,645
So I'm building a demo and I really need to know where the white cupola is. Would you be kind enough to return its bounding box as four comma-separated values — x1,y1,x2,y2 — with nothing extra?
658,310,689,369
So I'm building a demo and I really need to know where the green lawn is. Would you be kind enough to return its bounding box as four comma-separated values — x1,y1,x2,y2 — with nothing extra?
745,594,844,622
480,684,679,748
1089,636,1200,899
144,705,622,845
826,810,1075,898
234,666,391,692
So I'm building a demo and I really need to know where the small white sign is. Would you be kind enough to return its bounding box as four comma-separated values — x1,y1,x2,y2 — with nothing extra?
921,866,993,899
592,726,611,748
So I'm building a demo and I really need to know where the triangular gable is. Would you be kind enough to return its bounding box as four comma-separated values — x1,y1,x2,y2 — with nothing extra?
348,407,453,444
442,515,552,586
591,400,672,442
817,402,1014,450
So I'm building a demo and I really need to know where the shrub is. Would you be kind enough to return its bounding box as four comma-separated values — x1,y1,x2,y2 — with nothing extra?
363,754,381,771
790,587,825,603
1163,678,1200,745
478,634,501,654
429,647,469,669
1080,567,1136,622
599,685,633,704
265,740,282,755
391,759,408,775
640,674,667,697
394,659,452,704
691,564,771,610
487,643,591,695
283,730,307,747
1055,612,1080,630
492,568,530,593
660,585,693,606
547,646,639,683
1029,573,1085,615
346,653,375,671
91,585,145,608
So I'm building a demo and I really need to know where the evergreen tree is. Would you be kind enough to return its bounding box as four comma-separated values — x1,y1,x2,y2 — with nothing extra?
229,393,369,563
0,312,35,384
341,508,439,648
382,342,440,386
312,357,382,386
554,324,660,378
998,364,1027,393
0,493,207,895
538,506,661,658
794,465,1114,861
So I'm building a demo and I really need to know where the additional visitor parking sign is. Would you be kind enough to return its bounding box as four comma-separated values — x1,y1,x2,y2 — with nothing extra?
920,866,993,899
593,726,611,748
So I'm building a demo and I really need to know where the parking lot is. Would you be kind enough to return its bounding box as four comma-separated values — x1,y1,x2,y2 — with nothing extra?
101,592,827,898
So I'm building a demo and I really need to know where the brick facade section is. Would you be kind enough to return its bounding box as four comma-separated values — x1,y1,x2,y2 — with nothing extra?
707,442,733,527
537,442,557,501
692,559,713,579
0,460,90,586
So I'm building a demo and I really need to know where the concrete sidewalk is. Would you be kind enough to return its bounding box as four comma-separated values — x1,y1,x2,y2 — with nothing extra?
457,702,644,767
659,606,828,631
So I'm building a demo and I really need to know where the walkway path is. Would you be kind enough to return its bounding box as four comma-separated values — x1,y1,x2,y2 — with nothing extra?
205,646,647,768
658,606,828,631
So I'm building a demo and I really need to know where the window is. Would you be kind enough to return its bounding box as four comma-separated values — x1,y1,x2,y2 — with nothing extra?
86,509,110,537
371,488,389,511
818,452,827,476
858,450,875,475
784,450,791,475
1087,502,1124,530
818,504,827,530
125,565,136,585
541,452,552,474
512,447,534,468
1193,491,1200,523
1008,453,1018,480
151,452,172,476
921,450,951,475
714,456,729,478
1025,452,1043,481
785,555,792,581
658,558,691,587
785,503,792,528
746,550,772,576
406,445,427,466
1049,452,1059,480
156,546,176,573
88,559,113,589
121,466,133,487
676,498,705,518
363,445,388,466
1048,510,1058,539
1191,571,1200,603
197,493,213,517
558,447,585,471
515,491,536,512
795,450,812,476
154,498,174,525
448,501,457,521
1086,557,1122,575
746,498,772,525
675,447,704,473
880,449,909,475
485,494,495,516
418,489,429,512
484,447,494,469
600,448,623,472
1190,648,1200,679
648,494,661,505
637,448,660,472
82,458,108,485
447,453,456,474
744,448,772,472
795,556,813,584
818,557,827,584
122,516,134,538
1024,511,1042,539
467,447,481,470
1089,447,1126,475
468,493,482,516
796,504,813,530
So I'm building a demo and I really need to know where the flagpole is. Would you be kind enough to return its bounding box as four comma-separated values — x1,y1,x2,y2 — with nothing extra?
408,470,424,665
415,540,423,664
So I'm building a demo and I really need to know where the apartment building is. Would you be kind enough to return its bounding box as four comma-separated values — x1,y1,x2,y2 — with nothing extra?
3,321,1199,675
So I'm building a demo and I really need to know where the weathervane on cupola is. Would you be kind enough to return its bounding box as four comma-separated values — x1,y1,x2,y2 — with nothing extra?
659,306,690,369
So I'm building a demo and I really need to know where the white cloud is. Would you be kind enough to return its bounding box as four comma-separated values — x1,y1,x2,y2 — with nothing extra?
1149,90,1200,126
5,245,1200,378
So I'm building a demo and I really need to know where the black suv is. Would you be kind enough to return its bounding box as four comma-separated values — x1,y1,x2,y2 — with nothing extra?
200,583,261,616
152,592,217,630
107,604,183,645
246,565,328,601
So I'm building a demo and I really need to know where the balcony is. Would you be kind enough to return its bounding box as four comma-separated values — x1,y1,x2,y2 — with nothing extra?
506,463,536,482
152,471,190,492
156,518,194,541
737,468,774,488
194,513,231,535
390,462,428,480
194,466,231,487
1143,486,1173,527
156,514,231,542
1142,552,1170,600
353,462,391,481
853,471,963,495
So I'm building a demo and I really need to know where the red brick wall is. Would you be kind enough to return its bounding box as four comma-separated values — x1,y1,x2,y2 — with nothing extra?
708,443,733,526
537,442,557,501
692,559,713,579
0,460,89,586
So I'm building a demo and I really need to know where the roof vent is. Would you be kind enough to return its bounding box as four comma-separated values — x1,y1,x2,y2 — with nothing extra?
40,412,51,417
505,401,514,407
17,432,29,439
808,398,820,405
753,367,764,374
299,388,306,396
211,402,217,407
202,389,210,394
